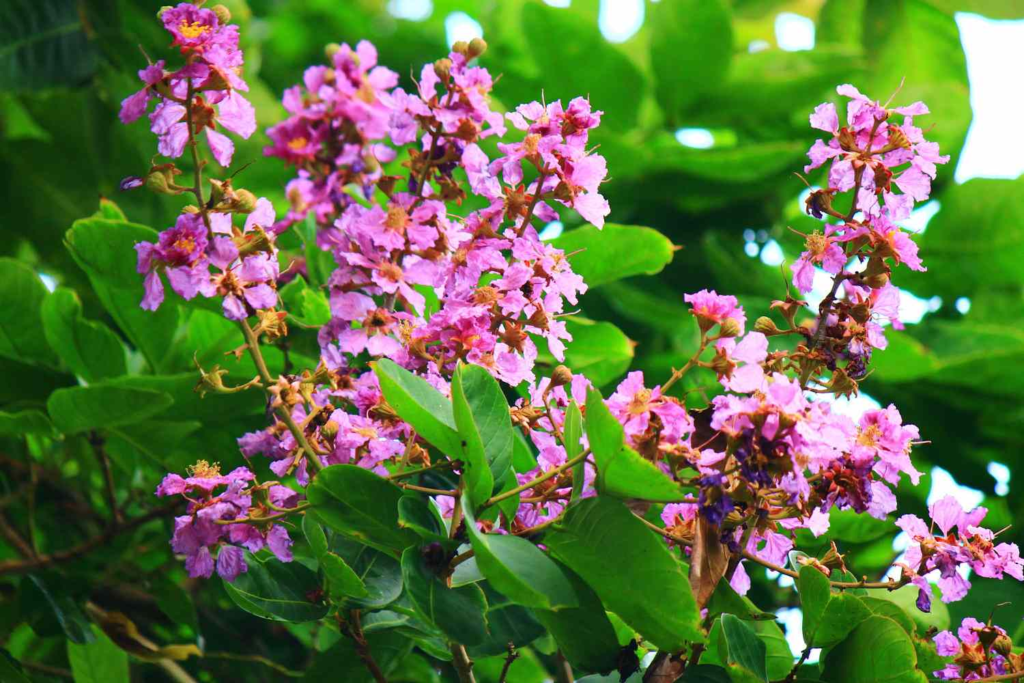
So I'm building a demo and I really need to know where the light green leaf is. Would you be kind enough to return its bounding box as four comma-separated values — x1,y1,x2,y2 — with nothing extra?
820,615,929,683
585,388,688,501
0,257,58,367
537,319,634,388
798,565,832,644
551,224,676,288
373,358,462,457
66,627,128,683
451,363,508,508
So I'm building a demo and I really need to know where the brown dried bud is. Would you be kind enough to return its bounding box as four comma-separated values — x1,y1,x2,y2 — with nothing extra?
862,271,889,289
550,365,573,388
827,367,859,399
992,633,1013,657
256,309,288,339
236,225,275,257
433,58,452,81
320,420,339,440
211,4,231,24
232,189,258,214
450,41,469,57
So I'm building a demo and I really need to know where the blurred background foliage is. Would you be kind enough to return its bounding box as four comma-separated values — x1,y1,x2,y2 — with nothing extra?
2,0,1024,679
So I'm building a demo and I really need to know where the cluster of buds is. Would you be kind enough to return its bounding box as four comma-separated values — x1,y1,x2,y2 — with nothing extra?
934,618,1021,680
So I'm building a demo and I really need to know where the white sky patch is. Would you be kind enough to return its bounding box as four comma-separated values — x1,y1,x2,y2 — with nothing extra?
444,12,483,47
599,0,644,43
775,13,815,51
749,39,770,53
38,272,58,293
675,127,715,149
759,239,785,266
386,0,432,21
928,466,985,509
900,200,941,234
955,13,1024,182
543,0,571,7
539,220,564,241
810,391,882,421
988,462,1010,496
774,607,818,664
955,296,971,315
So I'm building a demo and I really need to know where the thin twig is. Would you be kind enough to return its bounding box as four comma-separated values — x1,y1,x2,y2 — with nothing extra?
481,451,589,509
339,610,389,683
450,643,477,683
497,643,519,683
204,652,302,678
89,431,123,525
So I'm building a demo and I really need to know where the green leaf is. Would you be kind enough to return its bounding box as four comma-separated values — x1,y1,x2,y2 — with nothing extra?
373,358,462,457
750,618,793,681
680,665,732,682
300,288,332,326
66,627,129,683
305,628,413,682
721,614,768,683
222,553,329,622
551,224,676,288
820,615,928,683
397,495,447,542
65,218,181,372
328,535,404,609
0,257,58,367
0,409,54,436
565,400,585,501
649,0,733,121
798,566,832,644
584,388,688,501
461,493,577,610
42,287,126,382
306,465,419,555
861,597,916,636
303,513,369,599
539,319,634,388
0,0,101,90
451,363,508,508
811,593,872,649
47,384,174,434
533,560,621,674
466,583,547,658
0,652,31,683
23,574,94,644
874,585,950,632
400,546,489,646
518,3,646,132
544,497,702,651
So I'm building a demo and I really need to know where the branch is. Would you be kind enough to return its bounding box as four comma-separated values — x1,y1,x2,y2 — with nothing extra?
0,501,182,576
339,610,389,683
481,450,589,510
450,643,477,683
89,431,123,525
497,643,519,683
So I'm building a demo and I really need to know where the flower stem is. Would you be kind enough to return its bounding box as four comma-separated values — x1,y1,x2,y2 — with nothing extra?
481,450,589,510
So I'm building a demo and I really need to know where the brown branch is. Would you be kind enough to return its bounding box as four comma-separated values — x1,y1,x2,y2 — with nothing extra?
0,501,182,576
497,643,519,683
338,610,388,683
450,643,477,683
89,431,123,525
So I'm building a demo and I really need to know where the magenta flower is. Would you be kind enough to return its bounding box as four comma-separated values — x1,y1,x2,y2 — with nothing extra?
684,289,746,335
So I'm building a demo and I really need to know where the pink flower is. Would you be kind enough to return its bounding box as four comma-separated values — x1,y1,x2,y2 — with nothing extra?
684,289,746,335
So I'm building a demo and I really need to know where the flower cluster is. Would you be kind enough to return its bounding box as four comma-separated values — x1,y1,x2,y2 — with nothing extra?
933,618,1022,681
120,3,255,167
896,495,1023,611
155,461,297,581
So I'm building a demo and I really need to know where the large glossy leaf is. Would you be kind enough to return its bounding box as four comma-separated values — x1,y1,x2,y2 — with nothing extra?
451,363,507,508
0,409,55,436
650,0,732,121
533,560,620,674
461,494,577,611
302,514,368,599
0,258,58,367
65,218,181,372
584,388,688,501
811,593,872,649
820,615,929,683
565,400,585,500
42,287,126,382
551,224,676,288
47,384,174,434
306,465,419,555
721,614,768,683
222,554,328,622
536,319,634,387
66,628,129,683
400,546,489,646
0,0,101,90
373,358,461,457
798,565,832,643
543,497,702,651
328,535,404,610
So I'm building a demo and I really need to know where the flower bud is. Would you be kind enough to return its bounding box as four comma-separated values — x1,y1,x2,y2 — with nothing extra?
467,37,487,59
212,4,231,23
320,420,339,440
145,163,186,195
451,40,469,57
233,189,258,214
433,58,452,81
862,272,889,289
719,317,742,338
325,42,341,59
992,633,1013,657
550,365,573,388
753,316,781,336
157,5,173,19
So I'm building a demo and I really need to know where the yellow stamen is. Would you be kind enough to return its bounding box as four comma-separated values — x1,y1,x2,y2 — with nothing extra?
287,136,308,151
179,20,211,40
188,459,221,478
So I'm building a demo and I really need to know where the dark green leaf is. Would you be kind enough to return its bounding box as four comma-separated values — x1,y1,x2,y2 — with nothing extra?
551,224,676,288
0,409,54,436
537,319,634,388
328,535,404,609
0,0,101,90
585,388,688,501
820,615,929,683
721,614,768,682
565,400,585,501
461,493,577,610
400,546,489,645
0,257,58,367
306,465,419,554
544,497,702,651
42,287,126,382
680,665,732,682
533,560,623,675
23,574,94,644
397,495,447,542
47,384,174,434
874,584,950,632
66,627,129,683
373,358,461,457
222,553,329,622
